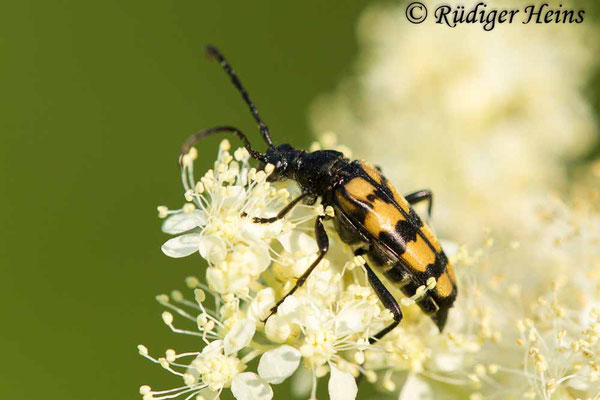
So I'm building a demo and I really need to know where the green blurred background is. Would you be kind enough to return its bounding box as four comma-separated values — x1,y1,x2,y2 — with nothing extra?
0,1,373,398
2,1,600,399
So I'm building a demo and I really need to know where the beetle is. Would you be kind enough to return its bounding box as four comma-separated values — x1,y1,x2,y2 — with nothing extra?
180,46,457,342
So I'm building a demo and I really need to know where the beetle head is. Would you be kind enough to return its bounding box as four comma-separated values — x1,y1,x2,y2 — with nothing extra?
260,144,303,182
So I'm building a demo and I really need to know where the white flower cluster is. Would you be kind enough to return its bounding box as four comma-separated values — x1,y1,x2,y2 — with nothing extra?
142,141,393,400
451,187,600,400
141,138,600,399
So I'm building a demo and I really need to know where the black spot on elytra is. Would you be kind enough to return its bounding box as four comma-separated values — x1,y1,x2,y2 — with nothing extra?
422,252,447,279
367,194,376,202
432,252,448,276
396,219,419,243
407,208,423,228
349,208,367,226
373,187,394,203
384,265,408,283
378,230,406,254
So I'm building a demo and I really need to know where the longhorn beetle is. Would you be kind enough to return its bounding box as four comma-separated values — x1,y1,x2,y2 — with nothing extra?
180,46,457,342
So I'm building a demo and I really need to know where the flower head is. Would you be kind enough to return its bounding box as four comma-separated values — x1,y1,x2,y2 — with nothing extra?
142,134,600,399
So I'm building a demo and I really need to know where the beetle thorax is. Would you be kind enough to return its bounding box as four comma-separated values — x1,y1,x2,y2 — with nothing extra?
263,145,349,196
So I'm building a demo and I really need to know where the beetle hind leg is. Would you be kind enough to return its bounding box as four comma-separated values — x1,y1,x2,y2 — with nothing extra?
354,249,403,343
404,189,433,219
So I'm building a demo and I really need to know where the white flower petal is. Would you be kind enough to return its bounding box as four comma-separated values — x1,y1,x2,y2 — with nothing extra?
230,245,271,275
242,219,284,242
206,266,251,295
399,374,432,400
264,315,293,343
161,233,202,258
277,295,300,317
290,367,313,398
224,319,256,355
220,185,245,209
202,340,223,355
231,372,273,400
247,288,275,322
198,235,227,264
251,246,271,275
334,301,374,336
257,345,301,384
433,352,463,372
162,210,206,234
277,230,318,254
328,365,357,400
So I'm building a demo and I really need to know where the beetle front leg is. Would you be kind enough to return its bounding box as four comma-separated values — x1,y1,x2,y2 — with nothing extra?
263,215,329,322
249,192,308,224
405,189,433,219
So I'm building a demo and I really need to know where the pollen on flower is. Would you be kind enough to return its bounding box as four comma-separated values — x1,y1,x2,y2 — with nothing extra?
182,203,195,213
190,350,242,391
170,290,183,302
180,147,198,167
157,206,169,219
166,349,177,362
159,357,170,369
138,345,149,356
139,385,152,395
324,206,335,217
300,331,336,367
426,277,437,290
219,139,231,151
313,204,325,216
185,276,199,288
162,312,174,326
194,288,206,303
264,163,275,175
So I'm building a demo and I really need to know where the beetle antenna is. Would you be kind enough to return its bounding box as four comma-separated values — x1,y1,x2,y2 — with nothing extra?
205,45,274,148
180,126,268,165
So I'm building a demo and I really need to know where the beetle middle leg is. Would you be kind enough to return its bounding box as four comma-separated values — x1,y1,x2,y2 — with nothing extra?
355,249,403,343
249,192,308,223
263,215,329,321
405,189,433,219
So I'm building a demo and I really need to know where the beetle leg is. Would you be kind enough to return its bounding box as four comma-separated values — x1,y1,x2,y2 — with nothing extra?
361,258,403,343
404,189,433,219
354,248,403,342
263,215,329,322
250,193,308,223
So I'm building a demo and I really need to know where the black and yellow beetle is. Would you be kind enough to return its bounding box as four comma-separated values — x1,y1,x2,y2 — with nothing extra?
180,46,457,342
